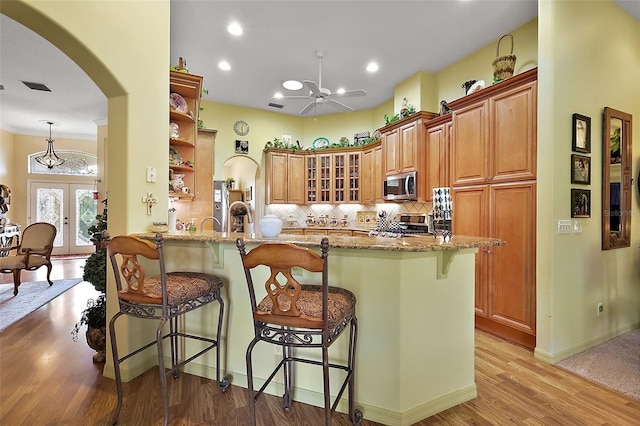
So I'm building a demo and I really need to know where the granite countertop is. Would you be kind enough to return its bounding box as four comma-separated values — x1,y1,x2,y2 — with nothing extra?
136,230,505,253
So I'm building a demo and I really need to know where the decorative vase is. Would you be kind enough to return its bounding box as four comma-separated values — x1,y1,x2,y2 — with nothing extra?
86,326,106,363
259,214,282,238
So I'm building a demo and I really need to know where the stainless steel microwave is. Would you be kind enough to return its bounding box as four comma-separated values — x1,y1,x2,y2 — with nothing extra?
383,171,417,201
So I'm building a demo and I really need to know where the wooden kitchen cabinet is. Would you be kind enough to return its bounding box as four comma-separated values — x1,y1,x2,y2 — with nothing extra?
450,100,489,186
169,70,202,200
306,150,361,204
361,141,382,204
453,181,536,349
287,153,305,204
489,80,537,183
264,150,305,204
379,111,438,201
449,69,538,349
382,128,399,175
333,151,361,203
380,111,438,176
450,70,537,187
424,117,451,201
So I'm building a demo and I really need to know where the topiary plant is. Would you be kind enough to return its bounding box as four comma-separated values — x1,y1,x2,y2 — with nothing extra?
71,199,108,351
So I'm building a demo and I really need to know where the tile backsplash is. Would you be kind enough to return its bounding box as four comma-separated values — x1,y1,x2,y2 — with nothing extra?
265,201,433,228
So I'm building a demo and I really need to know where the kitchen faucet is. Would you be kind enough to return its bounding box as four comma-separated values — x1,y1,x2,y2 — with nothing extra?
200,216,221,231
228,201,254,234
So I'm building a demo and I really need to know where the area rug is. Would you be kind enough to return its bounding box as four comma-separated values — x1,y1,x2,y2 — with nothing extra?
0,278,83,331
557,329,640,400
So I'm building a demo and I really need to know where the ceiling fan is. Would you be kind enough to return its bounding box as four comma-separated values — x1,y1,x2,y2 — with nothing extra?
276,50,367,115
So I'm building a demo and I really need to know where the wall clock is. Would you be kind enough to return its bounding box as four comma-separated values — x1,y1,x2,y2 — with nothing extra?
234,120,250,136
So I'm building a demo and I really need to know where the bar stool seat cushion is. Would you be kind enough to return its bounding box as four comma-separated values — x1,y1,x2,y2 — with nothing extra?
256,285,356,330
119,272,223,306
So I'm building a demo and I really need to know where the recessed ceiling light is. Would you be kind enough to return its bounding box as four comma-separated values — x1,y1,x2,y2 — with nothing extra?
336,88,345,94
366,62,379,73
218,61,231,71
282,80,303,90
273,92,284,99
227,22,243,36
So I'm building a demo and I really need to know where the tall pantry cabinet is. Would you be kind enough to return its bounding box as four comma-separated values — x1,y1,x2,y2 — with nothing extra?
450,69,537,349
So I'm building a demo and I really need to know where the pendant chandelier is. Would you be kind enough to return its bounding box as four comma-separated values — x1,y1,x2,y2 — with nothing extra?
35,121,65,169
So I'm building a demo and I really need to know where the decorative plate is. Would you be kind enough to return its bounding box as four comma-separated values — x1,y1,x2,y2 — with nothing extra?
169,93,189,114
372,130,382,140
312,137,330,149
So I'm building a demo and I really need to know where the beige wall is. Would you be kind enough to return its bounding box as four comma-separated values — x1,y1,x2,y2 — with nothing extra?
0,129,16,191
536,0,640,362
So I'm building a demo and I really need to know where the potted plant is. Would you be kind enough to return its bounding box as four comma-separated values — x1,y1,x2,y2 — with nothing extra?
225,177,235,190
72,199,108,363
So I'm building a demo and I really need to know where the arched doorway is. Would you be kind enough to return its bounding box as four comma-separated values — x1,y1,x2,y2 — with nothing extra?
220,155,262,222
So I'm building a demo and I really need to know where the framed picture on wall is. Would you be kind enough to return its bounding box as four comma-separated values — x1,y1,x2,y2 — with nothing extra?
572,113,591,153
571,154,591,185
245,186,253,202
235,139,249,154
571,188,591,218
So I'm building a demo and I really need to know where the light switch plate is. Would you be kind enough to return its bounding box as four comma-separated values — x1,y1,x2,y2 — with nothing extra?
146,166,157,183
557,220,571,234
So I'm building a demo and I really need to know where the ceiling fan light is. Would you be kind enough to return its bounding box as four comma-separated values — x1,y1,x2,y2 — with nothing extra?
282,80,303,90
336,88,346,94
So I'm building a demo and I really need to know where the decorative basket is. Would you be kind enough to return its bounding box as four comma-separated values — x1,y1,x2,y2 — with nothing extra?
492,34,517,82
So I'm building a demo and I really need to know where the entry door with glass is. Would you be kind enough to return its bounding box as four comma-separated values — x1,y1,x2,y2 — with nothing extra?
29,182,97,255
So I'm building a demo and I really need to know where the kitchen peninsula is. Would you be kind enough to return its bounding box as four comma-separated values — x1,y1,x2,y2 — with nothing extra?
132,230,503,425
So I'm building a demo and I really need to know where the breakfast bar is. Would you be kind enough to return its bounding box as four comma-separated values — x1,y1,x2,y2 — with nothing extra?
133,231,504,425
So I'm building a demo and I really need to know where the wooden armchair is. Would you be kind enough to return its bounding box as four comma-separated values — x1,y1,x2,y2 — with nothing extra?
0,222,56,295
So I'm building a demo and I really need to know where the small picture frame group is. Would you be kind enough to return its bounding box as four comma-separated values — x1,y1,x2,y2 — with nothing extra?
571,189,591,218
572,113,591,153
571,113,591,218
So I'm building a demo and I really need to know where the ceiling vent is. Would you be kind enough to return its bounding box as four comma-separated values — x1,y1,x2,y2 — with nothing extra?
22,81,51,92
268,102,284,109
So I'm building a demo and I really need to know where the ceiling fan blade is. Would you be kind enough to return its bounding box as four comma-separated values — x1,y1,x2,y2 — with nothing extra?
300,100,316,115
272,95,311,100
327,99,354,111
327,89,367,99
303,80,321,96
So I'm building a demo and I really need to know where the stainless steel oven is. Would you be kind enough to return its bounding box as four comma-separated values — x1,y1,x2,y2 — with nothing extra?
383,171,417,201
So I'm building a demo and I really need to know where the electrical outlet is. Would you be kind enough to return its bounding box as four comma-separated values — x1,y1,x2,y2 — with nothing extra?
557,220,572,234
597,302,603,316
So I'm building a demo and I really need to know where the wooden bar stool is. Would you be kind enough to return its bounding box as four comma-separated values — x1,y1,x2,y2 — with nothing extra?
236,237,362,425
107,234,229,426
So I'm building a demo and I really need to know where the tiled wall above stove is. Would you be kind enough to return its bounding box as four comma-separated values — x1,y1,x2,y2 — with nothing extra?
265,201,433,229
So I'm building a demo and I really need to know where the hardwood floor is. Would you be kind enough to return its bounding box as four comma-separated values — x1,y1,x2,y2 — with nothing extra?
1,257,639,425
